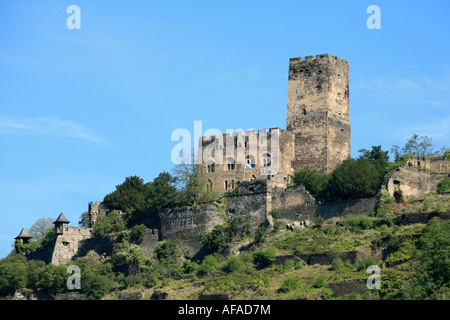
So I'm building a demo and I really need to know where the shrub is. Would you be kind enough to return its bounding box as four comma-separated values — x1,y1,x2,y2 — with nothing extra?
339,215,374,233
436,177,450,194
198,255,219,275
435,202,444,213
0,254,28,296
330,258,345,271
313,275,327,288
321,288,333,300
92,210,126,238
292,167,329,201
253,247,277,269
279,277,301,293
223,256,243,273
129,224,147,244
182,260,197,274
254,225,268,245
327,158,382,201
82,270,113,300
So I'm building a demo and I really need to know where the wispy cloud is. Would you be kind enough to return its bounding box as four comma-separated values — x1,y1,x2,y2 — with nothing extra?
352,71,450,107
0,114,104,143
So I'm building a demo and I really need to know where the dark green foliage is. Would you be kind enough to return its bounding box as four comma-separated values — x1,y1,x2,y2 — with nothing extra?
78,211,90,228
82,270,113,300
153,239,183,278
202,224,229,255
104,173,180,225
436,177,450,194
279,276,301,293
34,263,68,296
0,254,28,296
337,215,374,233
327,158,382,201
408,218,450,299
104,176,148,212
313,275,327,288
254,225,268,245
129,224,147,244
201,217,252,255
92,210,126,238
110,242,149,275
292,167,329,201
293,146,389,203
198,255,219,275
253,247,276,269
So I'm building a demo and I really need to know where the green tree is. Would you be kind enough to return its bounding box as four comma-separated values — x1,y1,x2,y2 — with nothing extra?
402,134,434,158
103,176,147,212
409,218,450,299
29,217,54,242
144,172,180,215
92,210,126,238
78,211,90,228
292,167,330,201
436,177,450,194
172,160,218,206
0,254,28,296
358,145,390,179
327,158,382,201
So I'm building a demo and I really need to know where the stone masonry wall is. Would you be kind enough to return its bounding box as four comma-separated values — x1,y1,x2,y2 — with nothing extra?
50,226,93,265
159,204,224,259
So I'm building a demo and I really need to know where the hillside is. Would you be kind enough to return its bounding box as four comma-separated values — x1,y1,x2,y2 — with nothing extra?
2,192,449,301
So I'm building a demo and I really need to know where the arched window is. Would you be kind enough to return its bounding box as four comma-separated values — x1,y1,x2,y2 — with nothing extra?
207,162,215,173
231,179,236,189
207,180,213,192
224,180,229,190
262,153,271,167
227,157,235,171
246,155,256,168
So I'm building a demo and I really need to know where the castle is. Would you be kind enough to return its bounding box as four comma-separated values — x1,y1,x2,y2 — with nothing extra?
199,54,351,195
14,54,450,265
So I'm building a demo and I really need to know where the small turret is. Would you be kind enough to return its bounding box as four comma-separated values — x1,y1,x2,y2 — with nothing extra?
53,212,70,235
15,228,33,244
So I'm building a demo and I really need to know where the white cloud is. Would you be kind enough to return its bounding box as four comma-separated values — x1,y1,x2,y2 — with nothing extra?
0,114,104,143
352,71,450,108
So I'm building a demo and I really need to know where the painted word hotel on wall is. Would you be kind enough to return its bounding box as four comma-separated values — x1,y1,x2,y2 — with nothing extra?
170,216,197,229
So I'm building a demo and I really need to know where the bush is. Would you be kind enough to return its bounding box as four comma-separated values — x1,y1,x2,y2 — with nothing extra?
223,256,243,273
321,288,333,300
436,177,450,194
292,167,329,201
330,258,345,271
313,275,327,288
253,247,277,269
279,277,301,293
339,215,374,233
198,255,219,275
82,270,113,300
129,224,147,244
201,217,252,255
327,158,382,201
0,254,28,296
92,210,126,238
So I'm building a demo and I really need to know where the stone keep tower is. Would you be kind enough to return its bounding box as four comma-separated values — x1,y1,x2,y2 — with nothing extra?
286,54,351,172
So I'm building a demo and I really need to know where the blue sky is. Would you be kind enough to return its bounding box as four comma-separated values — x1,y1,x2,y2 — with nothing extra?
0,1,449,258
